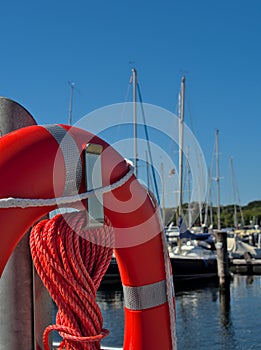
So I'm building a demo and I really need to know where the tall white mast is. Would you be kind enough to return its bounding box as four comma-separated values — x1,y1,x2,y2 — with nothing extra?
186,147,192,227
230,156,244,228
178,76,185,216
161,162,166,225
230,156,238,228
68,81,75,125
132,68,138,177
215,129,221,230
204,167,213,228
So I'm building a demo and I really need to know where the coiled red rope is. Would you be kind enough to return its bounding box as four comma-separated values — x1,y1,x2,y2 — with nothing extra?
30,211,114,350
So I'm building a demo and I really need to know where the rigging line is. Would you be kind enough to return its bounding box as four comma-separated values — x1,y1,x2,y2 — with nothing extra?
184,88,194,135
181,82,205,218
125,73,133,102
202,136,216,227
136,83,161,206
68,82,82,125
117,75,133,141
119,77,132,116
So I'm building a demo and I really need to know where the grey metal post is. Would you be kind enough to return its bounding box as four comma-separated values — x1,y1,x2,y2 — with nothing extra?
33,256,54,350
0,97,52,350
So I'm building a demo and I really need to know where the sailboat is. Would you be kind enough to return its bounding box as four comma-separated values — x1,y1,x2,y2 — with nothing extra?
167,77,218,282
168,216,217,281
102,73,218,285
227,157,261,265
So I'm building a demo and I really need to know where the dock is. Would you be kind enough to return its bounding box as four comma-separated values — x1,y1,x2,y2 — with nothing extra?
229,259,261,274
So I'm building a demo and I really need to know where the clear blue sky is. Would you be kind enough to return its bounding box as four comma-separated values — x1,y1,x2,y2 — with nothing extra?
0,0,260,207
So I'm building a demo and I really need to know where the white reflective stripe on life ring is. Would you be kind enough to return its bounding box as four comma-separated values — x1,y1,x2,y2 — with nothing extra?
123,278,174,311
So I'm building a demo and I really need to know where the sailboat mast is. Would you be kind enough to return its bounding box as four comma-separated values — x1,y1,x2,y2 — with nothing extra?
204,167,213,227
215,129,221,230
132,68,138,177
178,76,185,216
230,156,244,228
230,156,238,228
161,162,166,225
186,148,192,228
68,81,75,125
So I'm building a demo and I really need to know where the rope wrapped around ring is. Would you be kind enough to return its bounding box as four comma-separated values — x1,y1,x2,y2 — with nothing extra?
30,211,114,350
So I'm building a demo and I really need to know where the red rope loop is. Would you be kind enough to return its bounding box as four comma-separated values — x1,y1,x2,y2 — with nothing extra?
43,325,109,349
30,211,114,350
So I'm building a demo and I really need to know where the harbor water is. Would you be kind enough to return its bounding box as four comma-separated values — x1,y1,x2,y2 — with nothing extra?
98,275,261,349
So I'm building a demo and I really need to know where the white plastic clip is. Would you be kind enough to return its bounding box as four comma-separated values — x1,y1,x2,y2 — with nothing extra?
85,143,104,227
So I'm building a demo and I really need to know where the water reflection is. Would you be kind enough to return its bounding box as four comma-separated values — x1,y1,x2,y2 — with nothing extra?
219,288,231,328
218,287,240,350
97,285,124,310
97,284,124,348
98,276,261,350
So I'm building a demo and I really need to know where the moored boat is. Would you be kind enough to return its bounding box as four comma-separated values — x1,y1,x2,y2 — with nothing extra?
168,240,218,281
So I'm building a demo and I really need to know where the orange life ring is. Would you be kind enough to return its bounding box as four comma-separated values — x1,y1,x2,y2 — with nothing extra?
0,124,176,349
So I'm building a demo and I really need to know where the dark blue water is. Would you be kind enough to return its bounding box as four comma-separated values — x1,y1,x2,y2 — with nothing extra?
97,275,261,349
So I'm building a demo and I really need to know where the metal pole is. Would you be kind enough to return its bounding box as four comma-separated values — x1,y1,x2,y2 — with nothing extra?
132,68,138,177
215,129,221,230
68,82,75,125
161,162,166,226
0,98,52,350
230,156,238,229
178,76,185,216
33,259,54,350
0,97,36,350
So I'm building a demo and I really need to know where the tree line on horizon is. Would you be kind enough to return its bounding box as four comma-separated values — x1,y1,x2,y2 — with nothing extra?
164,200,261,229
